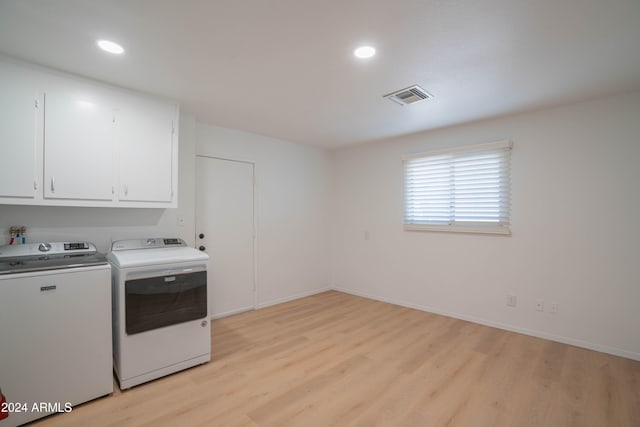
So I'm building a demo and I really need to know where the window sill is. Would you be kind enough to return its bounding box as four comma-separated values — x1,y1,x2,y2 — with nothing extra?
404,224,511,235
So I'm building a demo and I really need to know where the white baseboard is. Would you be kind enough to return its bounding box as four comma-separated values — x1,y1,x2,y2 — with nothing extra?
257,287,331,309
210,287,331,320
332,286,640,362
210,306,254,320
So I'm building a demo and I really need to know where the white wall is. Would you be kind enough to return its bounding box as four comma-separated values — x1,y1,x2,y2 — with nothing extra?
330,91,640,360
0,111,198,252
196,124,331,307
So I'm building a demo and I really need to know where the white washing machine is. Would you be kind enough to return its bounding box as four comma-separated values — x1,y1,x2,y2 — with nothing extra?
108,238,210,389
0,242,113,427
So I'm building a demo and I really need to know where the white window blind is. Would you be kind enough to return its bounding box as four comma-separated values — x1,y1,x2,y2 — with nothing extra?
404,140,512,234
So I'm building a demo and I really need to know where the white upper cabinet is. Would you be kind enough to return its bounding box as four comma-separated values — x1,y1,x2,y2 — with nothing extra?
115,96,175,203
44,91,115,201
0,65,39,199
0,58,179,208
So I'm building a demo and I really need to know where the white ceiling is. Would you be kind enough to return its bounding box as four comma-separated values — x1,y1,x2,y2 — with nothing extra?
1,0,639,148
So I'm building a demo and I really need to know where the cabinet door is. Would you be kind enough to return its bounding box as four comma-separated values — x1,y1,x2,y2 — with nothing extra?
0,73,38,198
44,91,114,200
116,98,174,203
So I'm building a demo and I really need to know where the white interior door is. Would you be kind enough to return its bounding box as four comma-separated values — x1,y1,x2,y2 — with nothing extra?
196,156,255,318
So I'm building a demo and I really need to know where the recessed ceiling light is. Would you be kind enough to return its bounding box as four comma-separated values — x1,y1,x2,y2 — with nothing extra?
97,39,125,55
354,46,376,59
76,100,95,109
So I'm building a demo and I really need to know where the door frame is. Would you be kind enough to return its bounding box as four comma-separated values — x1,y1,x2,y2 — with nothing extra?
195,155,259,316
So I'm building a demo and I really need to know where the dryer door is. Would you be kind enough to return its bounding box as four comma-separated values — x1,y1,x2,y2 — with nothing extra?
125,269,207,334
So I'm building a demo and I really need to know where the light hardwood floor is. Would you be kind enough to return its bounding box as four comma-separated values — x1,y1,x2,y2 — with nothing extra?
32,290,640,426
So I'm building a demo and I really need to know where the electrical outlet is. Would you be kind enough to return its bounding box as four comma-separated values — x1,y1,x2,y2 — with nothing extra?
506,293,516,307
535,299,544,312
177,216,185,227
551,302,559,314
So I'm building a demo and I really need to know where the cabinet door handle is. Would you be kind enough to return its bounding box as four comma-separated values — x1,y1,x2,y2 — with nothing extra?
51,176,55,193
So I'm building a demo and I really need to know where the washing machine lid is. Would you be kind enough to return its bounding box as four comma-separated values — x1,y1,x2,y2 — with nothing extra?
108,238,209,268
0,242,108,275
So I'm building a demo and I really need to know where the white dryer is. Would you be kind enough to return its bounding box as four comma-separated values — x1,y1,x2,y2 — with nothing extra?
108,238,210,389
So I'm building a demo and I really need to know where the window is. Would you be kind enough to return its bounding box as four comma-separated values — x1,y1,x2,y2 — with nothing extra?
403,140,512,235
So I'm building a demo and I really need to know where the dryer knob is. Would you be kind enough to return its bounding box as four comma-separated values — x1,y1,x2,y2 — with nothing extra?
199,233,205,239
201,320,208,327
199,246,206,251
38,243,52,252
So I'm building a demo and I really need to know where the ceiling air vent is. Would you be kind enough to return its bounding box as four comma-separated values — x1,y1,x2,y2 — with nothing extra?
383,85,433,106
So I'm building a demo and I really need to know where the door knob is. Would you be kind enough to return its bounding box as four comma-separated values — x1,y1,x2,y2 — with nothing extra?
199,233,205,239
199,246,206,251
